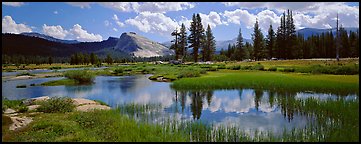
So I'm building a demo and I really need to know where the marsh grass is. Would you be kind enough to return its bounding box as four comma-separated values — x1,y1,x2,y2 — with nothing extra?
171,70,359,96
36,97,76,113
64,70,95,84
40,79,77,86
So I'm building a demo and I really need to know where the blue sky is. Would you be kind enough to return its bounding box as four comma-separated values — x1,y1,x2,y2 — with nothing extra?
2,2,359,43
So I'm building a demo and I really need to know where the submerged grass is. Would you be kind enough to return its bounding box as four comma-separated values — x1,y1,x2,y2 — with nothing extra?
171,70,359,96
40,79,77,86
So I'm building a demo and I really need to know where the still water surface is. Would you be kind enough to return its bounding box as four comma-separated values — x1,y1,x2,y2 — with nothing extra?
2,75,357,134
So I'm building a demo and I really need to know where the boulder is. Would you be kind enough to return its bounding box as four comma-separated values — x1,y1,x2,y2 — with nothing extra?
9,116,33,131
22,96,50,106
4,108,16,114
76,105,111,112
72,98,99,106
27,105,41,111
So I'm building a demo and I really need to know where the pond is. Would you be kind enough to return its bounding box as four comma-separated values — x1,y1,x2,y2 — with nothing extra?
2,66,108,77
2,75,358,135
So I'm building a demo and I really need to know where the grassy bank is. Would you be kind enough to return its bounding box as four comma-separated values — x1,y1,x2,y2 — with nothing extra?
41,79,77,86
171,70,359,96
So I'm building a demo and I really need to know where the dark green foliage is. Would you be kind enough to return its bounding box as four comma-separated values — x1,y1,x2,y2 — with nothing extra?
217,64,226,69
252,19,265,61
113,68,123,74
240,65,252,70
49,66,61,70
64,70,95,84
268,67,277,71
16,72,35,76
251,63,264,70
228,65,241,70
207,66,218,71
16,84,27,88
295,64,358,75
37,97,75,113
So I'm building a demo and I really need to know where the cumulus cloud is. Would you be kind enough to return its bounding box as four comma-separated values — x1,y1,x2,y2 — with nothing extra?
67,2,195,13
2,2,25,7
42,24,68,39
125,12,179,36
222,2,359,29
133,2,195,13
69,24,103,42
66,2,93,8
113,28,118,32
2,16,32,34
199,11,225,29
112,14,125,27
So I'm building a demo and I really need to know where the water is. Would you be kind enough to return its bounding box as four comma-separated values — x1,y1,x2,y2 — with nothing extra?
2,66,108,77
2,74,358,135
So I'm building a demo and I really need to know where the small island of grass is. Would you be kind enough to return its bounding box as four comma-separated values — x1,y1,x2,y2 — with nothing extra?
41,70,95,86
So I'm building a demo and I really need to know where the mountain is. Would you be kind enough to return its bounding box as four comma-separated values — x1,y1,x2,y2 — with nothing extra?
20,32,80,44
2,32,174,58
114,32,173,57
296,27,359,38
216,38,253,52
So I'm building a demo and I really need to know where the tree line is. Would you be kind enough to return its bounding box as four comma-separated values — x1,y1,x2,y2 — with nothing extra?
171,10,359,62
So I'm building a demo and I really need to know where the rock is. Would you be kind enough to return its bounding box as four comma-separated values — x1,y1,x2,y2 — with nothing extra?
72,98,99,106
9,116,33,131
76,105,111,112
27,105,41,111
22,96,50,106
4,108,16,114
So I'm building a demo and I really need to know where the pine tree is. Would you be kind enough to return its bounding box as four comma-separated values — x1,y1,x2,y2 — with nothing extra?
252,19,265,61
171,27,181,59
188,13,205,62
90,52,97,65
203,24,216,61
106,54,113,65
276,12,286,59
266,24,275,59
179,23,188,61
48,56,53,65
339,25,350,58
236,28,244,61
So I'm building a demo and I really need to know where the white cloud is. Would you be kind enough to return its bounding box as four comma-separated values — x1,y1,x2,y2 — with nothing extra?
125,12,178,36
53,11,58,14
133,2,195,13
112,14,125,27
99,2,134,12
199,11,225,29
2,16,32,34
222,2,359,29
68,2,195,13
113,28,118,32
222,9,257,28
66,2,93,8
2,2,25,7
42,24,68,39
69,24,103,42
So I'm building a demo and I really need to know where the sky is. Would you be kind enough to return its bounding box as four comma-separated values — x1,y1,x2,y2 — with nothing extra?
2,2,359,43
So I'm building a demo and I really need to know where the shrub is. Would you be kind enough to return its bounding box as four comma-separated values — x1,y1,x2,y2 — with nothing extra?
16,85,27,88
17,105,28,113
178,70,201,78
217,64,226,69
229,65,240,70
49,66,61,70
268,67,277,71
114,68,123,74
207,66,218,71
251,64,264,70
240,65,252,70
37,97,76,113
16,72,34,77
64,70,95,84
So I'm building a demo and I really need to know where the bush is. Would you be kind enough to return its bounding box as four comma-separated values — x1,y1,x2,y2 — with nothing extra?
240,65,252,70
16,72,34,77
18,105,28,113
251,64,264,70
268,67,277,71
207,66,218,71
178,70,201,78
16,84,27,88
37,97,76,113
229,65,241,70
64,70,95,84
114,68,123,74
217,64,226,69
49,66,61,70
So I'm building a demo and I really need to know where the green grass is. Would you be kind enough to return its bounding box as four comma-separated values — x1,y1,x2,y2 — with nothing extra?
2,98,27,113
36,97,76,113
171,70,359,96
64,70,95,84
40,79,77,86
2,109,188,142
